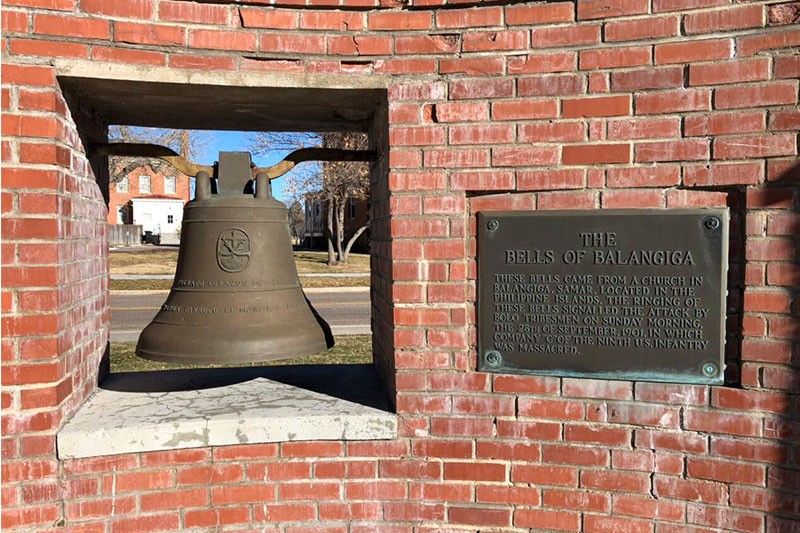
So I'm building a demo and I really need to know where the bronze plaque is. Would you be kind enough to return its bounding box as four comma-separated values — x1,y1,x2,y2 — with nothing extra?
477,209,728,384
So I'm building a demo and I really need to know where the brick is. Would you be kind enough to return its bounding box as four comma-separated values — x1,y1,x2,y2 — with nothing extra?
519,74,584,96
491,147,558,168
141,488,208,511
395,34,459,55
531,24,600,48
184,507,248,528
607,403,680,427
543,445,609,466
390,127,446,146
91,46,165,66
439,57,504,75
82,0,152,18
517,169,584,189
369,11,431,30
714,134,796,159
513,464,578,486
389,171,446,190
160,1,230,24
519,122,585,142
506,3,574,24
578,0,648,19
491,99,558,120
328,35,392,56
515,508,581,530
562,144,630,165
384,502,445,522
2,10,28,32
115,22,184,46
477,485,540,505
239,8,296,29
654,476,727,504
115,470,174,492
687,458,765,485
299,11,363,30
605,15,679,41
281,481,340,500
433,101,488,123
436,7,502,28
260,33,325,54
496,420,561,441
636,139,710,162
2,64,55,87
685,4,764,33
608,117,680,140
451,170,514,190
189,29,255,51
744,288,792,313
508,52,576,74
579,46,650,69
565,425,631,446
449,506,510,527
543,489,610,512
775,55,800,79
611,67,683,92
279,441,342,458
689,58,770,86
211,484,275,505
684,111,765,136
463,30,527,52
451,78,515,100
685,409,762,437
450,124,514,145
424,148,488,168
770,109,800,131
562,95,630,118
169,54,236,71
654,39,732,64
636,89,710,114
715,81,798,109
33,14,110,39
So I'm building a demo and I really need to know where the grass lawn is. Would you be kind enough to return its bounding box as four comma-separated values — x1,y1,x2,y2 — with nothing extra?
110,248,369,275
111,335,372,373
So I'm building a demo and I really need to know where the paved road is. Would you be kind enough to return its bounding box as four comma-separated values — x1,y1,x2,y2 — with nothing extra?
110,288,371,342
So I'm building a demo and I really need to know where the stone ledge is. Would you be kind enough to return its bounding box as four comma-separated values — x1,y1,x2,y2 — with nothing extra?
57,364,396,459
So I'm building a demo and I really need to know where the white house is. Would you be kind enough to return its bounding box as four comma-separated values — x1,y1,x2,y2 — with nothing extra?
131,196,184,245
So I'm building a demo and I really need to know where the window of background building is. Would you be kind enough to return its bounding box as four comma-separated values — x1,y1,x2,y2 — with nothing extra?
139,175,151,194
164,175,176,195
116,177,128,193
167,215,174,224
349,199,356,219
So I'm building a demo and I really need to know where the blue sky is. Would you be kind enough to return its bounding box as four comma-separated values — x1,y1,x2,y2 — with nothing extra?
196,130,319,202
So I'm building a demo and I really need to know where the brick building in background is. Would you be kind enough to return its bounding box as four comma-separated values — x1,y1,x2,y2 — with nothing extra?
1,0,799,532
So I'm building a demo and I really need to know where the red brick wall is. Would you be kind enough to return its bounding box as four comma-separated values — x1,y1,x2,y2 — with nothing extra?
2,0,799,531
106,169,191,224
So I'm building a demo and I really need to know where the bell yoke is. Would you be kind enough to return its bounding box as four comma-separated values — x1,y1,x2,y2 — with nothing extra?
94,143,376,364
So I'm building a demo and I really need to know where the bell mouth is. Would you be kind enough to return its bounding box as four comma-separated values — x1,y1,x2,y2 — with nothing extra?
136,318,333,365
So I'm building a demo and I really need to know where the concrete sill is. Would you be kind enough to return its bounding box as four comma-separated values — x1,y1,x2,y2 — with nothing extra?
57,364,397,459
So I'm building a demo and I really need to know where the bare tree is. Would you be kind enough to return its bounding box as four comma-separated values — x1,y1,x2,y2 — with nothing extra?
287,200,305,245
320,132,370,264
246,130,370,264
107,126,208,184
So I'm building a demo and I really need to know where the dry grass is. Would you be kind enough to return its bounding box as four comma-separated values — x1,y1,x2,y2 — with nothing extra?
110,335,372,373
110,249,369,275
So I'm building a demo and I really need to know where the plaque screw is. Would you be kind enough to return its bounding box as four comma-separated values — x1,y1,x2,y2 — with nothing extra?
485,351,502,368
487,219,499,231
702,362,718,377
703,217,720,230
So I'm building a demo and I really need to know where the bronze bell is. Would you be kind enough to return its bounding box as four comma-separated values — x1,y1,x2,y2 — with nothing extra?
135,151,334,364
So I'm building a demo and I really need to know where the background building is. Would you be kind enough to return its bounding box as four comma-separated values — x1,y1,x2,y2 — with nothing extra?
107,167,192,244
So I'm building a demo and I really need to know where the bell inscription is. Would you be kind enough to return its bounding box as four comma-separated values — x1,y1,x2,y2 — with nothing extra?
477,209,728,384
